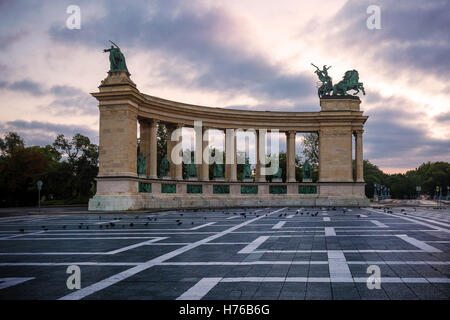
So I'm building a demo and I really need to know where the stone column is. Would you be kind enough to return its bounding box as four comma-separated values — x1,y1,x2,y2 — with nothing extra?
194,124,202,180
175,124,183,180
98,104,138,178
225,129,235,181
287,130,296,182
149,119,158,179
139,119,151,177
202,126,210,181
355,130,364,182
166,125,175,179
256,129,266,182
318,127,353,182
230,130,237,181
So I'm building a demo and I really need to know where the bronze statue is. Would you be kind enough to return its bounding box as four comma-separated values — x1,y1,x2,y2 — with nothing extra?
332,70,365,96
103,41,129,73
186,153,197,178
302,160,312,182
137,152,147,175
213,162,224,179
159,155,170,178
243,157,252,180
312,63,333,97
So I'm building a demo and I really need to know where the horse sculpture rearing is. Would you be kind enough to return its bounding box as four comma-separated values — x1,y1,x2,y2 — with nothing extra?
332,70,365,96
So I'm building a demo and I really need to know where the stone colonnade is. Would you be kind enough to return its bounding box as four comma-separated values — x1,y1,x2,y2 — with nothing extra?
89,71,369,211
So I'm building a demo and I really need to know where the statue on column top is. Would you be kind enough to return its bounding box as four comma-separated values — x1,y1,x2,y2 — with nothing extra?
103,41,129,73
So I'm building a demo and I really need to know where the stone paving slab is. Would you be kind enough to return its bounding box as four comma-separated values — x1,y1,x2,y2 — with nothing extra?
0,206,449,300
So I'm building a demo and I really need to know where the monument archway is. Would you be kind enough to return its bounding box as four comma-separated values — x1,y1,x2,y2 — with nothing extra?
89,64,369,211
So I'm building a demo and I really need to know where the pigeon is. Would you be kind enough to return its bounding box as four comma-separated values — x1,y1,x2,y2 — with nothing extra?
78,225,82,229
357,214,360,218
62,225,66,229
278,214,283,217
176,219,180,223
130,223,134,227
43,227,48,231
110,223,115,227
41,226,46,229
180,213,183,216
191,222,194,225
301,212,304,215
86,226,89,229
177,222,182,226
99,225,103,229
144,222,149,226
98,216,102,220
19,228,24,233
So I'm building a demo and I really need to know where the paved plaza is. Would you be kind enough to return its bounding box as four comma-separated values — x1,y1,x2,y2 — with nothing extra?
0,206,449,300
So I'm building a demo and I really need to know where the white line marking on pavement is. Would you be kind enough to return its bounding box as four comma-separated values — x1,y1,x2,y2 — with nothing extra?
0,237,167,255
370,220,388,228
95,219,121,225
364,208,450,233
328,250,352,281
219,277,450,283
396,235,442,252
272,221,286,229
0,277,35,290
286,215,294,219
190,222,216,230
359,214,367,217
325,227,336,236
176,278,222,300
0,230,45,240
226,216,239,220
323,217,331,222
238,236,270,254
58,207,287,300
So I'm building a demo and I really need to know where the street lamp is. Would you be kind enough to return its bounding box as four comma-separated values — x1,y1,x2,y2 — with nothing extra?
37,180,43,212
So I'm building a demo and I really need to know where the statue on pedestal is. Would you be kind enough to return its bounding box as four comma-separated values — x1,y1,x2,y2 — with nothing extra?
213,162,224,180
103,41,129,73
186,153,197,179
159,155,170,178
137,152,148,176
312,63,333,97
302,160,312,182
243,157,252,181
272,167,282,182
312,63,365,97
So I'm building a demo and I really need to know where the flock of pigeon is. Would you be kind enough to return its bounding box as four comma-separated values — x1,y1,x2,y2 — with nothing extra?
16,206,420,234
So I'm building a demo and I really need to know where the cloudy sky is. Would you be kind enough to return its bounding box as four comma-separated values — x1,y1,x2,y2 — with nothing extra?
0,0,449,173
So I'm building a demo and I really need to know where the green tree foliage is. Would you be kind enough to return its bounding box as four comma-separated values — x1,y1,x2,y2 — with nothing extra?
0,132,98,207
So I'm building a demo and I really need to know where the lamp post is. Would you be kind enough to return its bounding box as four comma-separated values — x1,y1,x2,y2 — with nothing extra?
37,180,43,212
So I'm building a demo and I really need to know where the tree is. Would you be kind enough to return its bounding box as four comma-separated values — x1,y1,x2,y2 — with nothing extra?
0,132,25,156
302,133,319,167
52,133,98,199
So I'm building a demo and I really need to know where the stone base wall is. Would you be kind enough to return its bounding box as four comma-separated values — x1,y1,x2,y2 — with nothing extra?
89,179,369,211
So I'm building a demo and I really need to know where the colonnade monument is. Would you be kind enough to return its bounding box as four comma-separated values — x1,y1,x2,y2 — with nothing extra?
88,44,369,211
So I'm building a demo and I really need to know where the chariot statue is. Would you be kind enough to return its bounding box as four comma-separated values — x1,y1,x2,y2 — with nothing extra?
312,63,365,97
